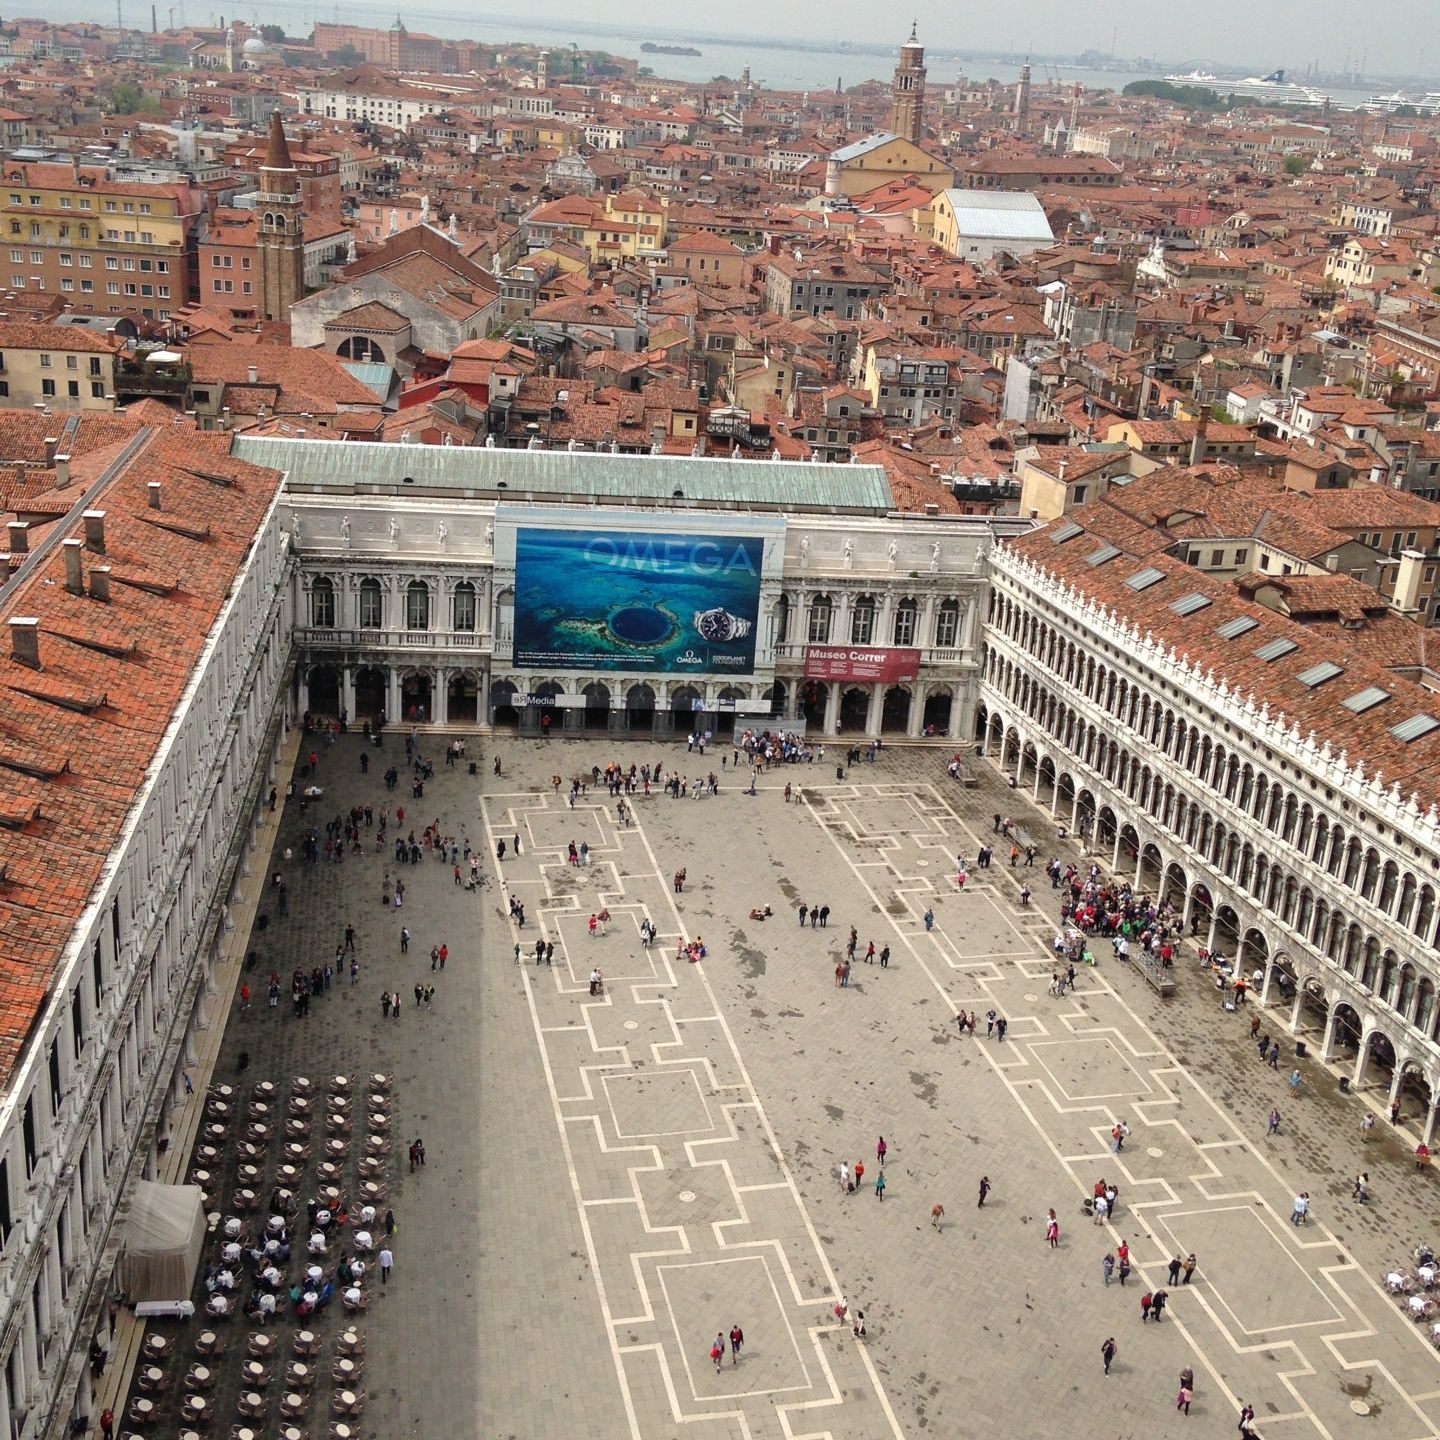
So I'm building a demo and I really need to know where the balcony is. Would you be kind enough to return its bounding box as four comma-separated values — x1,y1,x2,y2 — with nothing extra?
295,626,492,653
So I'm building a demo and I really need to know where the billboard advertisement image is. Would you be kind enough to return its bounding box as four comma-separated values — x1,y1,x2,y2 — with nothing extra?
513,526,764,674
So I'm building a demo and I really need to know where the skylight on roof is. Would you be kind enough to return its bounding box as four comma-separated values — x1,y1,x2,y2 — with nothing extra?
1169,592,1212,617
1391,713,1440,743
1050,521,1082,543
1342,686,1391,713
1215,616,1259,640
1296,661,1343,687
1086,543,1120,566
1254,637,1298,662
1125,567,1165,591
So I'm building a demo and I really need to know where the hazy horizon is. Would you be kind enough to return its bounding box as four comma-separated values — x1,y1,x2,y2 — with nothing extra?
20,0,1440,82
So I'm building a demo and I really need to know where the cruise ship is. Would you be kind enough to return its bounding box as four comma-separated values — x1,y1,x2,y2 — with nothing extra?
1164,66,1330,105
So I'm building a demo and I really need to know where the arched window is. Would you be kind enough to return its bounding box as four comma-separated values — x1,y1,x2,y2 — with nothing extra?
892,597,918,647
935,599,961,648
358,578,383,629
773,593,790,646
405,580,430,632
309,576,335,628
451,581,476,632
807,594,832,643
850,594,876,644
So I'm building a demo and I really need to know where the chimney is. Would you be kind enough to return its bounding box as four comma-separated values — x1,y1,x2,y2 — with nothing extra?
147,481,162,509
247,364,259,384
6,520,28,554
43,434,58,464
1394,547,1426,613
90,565,111,603
62,536,83,593
53,452,70,486
1057,459,1068,481
1137,371,1154,418
9,616,39,668
1189,409,1210,467
82,509,106,552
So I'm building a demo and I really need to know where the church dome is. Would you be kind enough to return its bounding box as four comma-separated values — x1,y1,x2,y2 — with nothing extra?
242,36,267,55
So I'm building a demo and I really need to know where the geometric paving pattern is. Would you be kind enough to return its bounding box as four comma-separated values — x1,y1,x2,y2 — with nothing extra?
481,787,905,1439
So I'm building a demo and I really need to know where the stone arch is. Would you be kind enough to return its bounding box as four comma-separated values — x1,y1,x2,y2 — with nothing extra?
354,665,386,721
626,682,656,731
490,677,520,728
582,680,611,731
306,661,340,717
446,668,479,724
881,684,912,734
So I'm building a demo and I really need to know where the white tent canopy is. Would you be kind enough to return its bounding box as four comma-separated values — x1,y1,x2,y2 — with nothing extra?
117,1181,205,1302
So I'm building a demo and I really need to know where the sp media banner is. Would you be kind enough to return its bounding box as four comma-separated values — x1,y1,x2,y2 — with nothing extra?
513,526,764,673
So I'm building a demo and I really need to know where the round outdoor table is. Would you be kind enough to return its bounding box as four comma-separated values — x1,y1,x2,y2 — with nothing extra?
185,1395,207,1416
190,1365,210,1384
196,1330,217,1351
278,1165,300,1186
334,1357,356,1378
243,1360,267,1380
325,1139,346,1156
337,1389,358,1411
367,1111,387,1128
130,1398,153,1417
208,1100,230,1116
211,1084,233,1099
296,1329,316,1349
364,1136,386,1152
306,1265,323,1285
237,1166,261,1185
143,1335,167,1353
240,1391,264,1413
250,1334,273,1353
290,1096,310,1113
320,1186,341,1206
256,1080,276,1096
143,1366,163,1384
331,1074,351,1090
251,1100,270,1116
198,1145,220,1163
180,1431,201,1440
283,1391,304,1410
360,1182,382,1202
281,1426,304,1440
235,1429,257,1440
332,1426,354,1439
236,1188,256,1206
294,1075,313,1091
289,1363,310,1382
205,1124,226,1141
339,1330,361,1352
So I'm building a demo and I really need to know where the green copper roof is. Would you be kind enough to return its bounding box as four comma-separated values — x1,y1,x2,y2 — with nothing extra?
232,437,895,513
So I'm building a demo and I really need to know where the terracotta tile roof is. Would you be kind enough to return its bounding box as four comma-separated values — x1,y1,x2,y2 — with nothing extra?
0,426,284,1088
1006,516,1440,813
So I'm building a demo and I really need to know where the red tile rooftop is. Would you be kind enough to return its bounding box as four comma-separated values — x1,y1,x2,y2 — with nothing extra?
0,424,284,1091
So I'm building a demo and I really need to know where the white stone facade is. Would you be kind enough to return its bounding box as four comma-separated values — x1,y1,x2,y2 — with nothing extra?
0,505,293,1437
286,492,1015,740
980,544,1440,1141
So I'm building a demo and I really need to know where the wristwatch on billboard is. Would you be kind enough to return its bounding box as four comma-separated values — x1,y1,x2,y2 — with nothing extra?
693,607,751,643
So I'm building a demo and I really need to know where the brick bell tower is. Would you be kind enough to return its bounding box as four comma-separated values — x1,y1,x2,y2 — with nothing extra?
256,109,304,322
891,22,926,143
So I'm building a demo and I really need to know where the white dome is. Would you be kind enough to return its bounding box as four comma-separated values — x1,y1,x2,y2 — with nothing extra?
242,36,267,54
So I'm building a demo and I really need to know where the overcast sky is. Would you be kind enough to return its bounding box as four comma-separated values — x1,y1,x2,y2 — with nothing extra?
523,0,1434,76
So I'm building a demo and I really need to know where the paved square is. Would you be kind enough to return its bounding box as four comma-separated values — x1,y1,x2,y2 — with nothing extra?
169,732,1440,1440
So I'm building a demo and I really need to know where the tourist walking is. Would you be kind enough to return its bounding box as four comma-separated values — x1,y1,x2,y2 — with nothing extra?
977,1175,990,1207
1101,1338,1117,1375
379,1247,393,1284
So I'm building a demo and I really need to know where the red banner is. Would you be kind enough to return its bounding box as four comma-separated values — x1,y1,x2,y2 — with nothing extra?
804,646,922,682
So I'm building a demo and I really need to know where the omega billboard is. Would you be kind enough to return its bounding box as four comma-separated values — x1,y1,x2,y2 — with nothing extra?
497,506,785,676
804,646,922,683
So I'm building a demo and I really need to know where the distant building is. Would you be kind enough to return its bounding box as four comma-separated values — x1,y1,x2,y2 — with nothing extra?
927,190,1055,263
